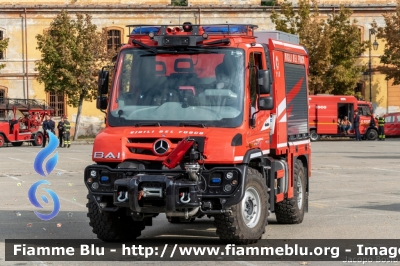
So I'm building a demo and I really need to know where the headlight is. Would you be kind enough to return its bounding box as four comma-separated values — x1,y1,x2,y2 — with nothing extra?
90,170,97,177
226,172,233,179
91,182,99,190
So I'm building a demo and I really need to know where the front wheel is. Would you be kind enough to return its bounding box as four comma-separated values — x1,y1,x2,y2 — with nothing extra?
214,167,269,244
32,132,43,146
86,194,145,241
366,129,378,140
309,130,320,142
0,134,5,148
275,159,307,224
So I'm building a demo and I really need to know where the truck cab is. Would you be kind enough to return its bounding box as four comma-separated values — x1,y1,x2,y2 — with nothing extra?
85,23,311,244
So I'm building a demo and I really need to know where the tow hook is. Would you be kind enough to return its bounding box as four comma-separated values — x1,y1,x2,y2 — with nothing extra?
180,192,191,203
117,191,128,202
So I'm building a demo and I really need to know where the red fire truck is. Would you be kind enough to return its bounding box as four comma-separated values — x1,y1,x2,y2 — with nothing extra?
0,98,54,147
84,23,311,244
309,95,378,141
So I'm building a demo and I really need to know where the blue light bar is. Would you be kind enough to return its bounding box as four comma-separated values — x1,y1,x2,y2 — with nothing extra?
203,25,248,34
131,26,161,35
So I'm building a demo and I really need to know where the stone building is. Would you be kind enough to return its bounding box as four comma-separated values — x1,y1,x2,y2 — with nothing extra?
0,0,398,136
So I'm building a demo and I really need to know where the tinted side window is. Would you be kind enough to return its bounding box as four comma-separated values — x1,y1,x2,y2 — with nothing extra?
385,116,394,123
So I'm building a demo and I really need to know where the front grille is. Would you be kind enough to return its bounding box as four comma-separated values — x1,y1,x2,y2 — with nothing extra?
127,138,183,144
126,138,181,155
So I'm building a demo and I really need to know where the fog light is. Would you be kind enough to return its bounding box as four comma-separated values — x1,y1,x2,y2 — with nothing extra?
99,202,107,208
232,180,238,185
91,182,99,190
90,170,97,177
87,178,93,183
226,172,233,179
224,184,232,192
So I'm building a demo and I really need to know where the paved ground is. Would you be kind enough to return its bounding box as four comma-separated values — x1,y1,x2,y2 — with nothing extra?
1,138,400,266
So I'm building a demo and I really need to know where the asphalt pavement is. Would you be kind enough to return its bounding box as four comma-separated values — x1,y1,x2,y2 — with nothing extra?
1,138,399,266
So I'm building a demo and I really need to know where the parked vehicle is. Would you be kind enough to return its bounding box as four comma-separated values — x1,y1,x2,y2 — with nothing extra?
0,98,54,147
384,112,400,137
309,95,378,141
84,23,311,244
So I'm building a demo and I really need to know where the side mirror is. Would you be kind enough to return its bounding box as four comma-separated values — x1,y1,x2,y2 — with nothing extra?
96,96,108,110
98,70,109,95
258,96,273,110
258,69,271,94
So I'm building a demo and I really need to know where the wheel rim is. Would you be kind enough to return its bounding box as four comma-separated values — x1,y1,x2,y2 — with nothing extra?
310,132,318,141
0,136,4,146
241,186,262,228
296,175,303,210
36,135,43,145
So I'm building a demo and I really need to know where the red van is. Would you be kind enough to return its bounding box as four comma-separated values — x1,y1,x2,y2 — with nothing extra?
309,95,378,141
384,112,400,137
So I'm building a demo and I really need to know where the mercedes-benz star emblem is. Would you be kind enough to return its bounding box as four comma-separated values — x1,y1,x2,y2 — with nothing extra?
153,139,169,155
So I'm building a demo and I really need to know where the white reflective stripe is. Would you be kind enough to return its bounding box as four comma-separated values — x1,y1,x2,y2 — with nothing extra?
261,118,270,131
234,156,244,161
246,44,264,48
272,40,306,51
289,139,310,146
277,98,286,116
279,114,287,122
277,143,287,148
250,152,262,158
262,149,270,155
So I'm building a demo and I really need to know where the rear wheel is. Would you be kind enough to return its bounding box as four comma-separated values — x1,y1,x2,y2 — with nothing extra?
32,132,43,146
11,142,23,147
366,129,378,140
0,134,5,148
214,167,269,244
275,159,307,224
310,130,320,142
86,194,145,241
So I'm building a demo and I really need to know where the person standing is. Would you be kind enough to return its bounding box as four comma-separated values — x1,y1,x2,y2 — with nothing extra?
57,117,65,147
42,115,56,147
378,115,386,141
63,117,71,148
354,110,361,141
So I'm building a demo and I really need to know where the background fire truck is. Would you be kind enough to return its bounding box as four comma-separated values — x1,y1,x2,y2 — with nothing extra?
84,23,311,244
309,95,378,141
0,98,54,147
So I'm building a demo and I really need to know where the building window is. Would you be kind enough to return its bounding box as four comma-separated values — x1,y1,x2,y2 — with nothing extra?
0,30,5,60
171,0,188,6
0,87,6,119
48,91,66,117
107,30,121,51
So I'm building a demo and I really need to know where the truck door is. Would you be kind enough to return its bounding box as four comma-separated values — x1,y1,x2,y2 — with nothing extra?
247,48,270,154
338,103,354,133
314,100,337,134
357,104,372,134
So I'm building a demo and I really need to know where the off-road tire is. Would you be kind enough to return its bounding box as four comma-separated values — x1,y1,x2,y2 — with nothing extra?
32,132,44,146
0,134,5,148
366,129,378,140
11,142,23,147
275,159,306,224
213,167,269,244
86,193,145,241
310,130,320,142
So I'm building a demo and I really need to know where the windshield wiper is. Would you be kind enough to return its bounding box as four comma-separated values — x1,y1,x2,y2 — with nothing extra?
134,122,161,127
131,39,158,53
179,123,207,128
140,50,215,57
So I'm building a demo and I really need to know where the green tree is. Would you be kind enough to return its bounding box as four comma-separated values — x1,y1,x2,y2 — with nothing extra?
271,0,367,95
0,37,9,71
35,10,114,140
372,2,400,86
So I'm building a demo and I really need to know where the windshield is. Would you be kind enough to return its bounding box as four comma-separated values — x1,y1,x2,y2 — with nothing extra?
108,47,245,128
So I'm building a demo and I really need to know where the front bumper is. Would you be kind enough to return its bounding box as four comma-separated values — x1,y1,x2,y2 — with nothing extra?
84,164,247,215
